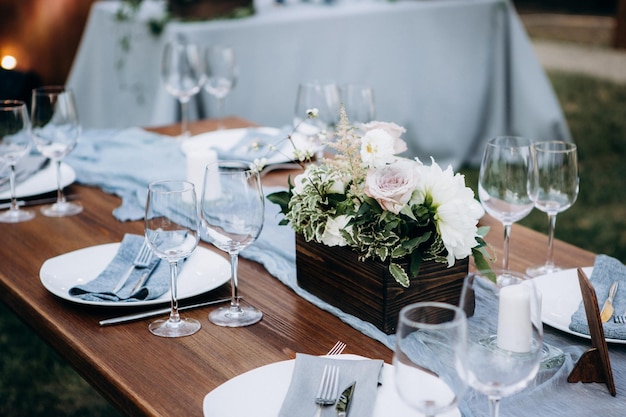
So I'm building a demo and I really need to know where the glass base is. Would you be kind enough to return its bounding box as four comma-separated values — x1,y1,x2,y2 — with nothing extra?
526,264,562,277
209,305,263,327
149,317,201,338
40,201,83,217
541,342,566,370
0,208,35,223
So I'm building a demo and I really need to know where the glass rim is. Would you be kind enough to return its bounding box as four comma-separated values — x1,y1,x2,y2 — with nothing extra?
32,85,72,95
148,179,195,193
398,301,467,329
205,159,255,173
0,100,27,109
532,140,577,153
486,135,532,148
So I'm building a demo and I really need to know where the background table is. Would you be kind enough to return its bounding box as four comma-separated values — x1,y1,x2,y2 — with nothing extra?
67,0,571,168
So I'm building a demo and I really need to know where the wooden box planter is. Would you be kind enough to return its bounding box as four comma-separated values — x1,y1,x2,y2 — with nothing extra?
168,0,253,20
295,234,469,335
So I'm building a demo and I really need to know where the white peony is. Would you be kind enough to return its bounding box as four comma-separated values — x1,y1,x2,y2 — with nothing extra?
360,128,397,169
361,121,408,154
321,215,352,246
412,158,484,266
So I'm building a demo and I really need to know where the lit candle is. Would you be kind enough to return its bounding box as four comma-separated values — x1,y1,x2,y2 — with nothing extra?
185,147,217,199
496,284,532,353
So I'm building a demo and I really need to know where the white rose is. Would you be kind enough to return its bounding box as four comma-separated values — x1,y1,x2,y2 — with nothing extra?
361,121,408,154
321,215,352,246
360,128,397,169
292,172,311,195
364,158,420,214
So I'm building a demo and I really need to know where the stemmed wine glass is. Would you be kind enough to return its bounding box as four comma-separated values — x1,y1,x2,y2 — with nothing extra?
459,270,543,417
161,39,205,139
294,80,340,160
31,86,83,217
203,45,237,130
338,83,376,127
526,141,579,277
478,136,534,272
0,100,35,223
144,180,201,337
200,160,264,327
393,302,468,417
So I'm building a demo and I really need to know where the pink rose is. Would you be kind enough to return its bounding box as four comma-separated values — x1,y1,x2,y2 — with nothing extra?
361,121,408,154
364,159,420,214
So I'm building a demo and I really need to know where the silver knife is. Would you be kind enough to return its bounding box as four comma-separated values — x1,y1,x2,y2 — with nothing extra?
98,297,231,326
335,381,356,417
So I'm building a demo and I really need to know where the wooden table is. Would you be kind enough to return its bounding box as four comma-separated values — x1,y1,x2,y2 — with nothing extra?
0,118,596,417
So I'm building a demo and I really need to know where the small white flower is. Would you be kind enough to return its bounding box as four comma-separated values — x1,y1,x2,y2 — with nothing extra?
306,108,319,118
249,158,267,172
321,215,352,246
360,128,397,168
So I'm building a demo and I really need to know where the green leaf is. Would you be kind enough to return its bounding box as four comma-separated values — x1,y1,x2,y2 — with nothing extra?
472,247,496,283
267,191,291,214
390,263,410,288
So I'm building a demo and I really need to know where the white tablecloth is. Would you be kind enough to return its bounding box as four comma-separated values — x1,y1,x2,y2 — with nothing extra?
66,0,571,167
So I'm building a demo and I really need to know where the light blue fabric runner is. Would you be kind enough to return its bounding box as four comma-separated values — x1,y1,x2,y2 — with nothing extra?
67,128,625,417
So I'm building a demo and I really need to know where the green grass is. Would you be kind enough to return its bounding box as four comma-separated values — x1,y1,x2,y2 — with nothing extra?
1,70,626,417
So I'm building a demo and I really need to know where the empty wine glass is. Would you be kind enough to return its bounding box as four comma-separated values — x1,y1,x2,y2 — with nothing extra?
338,83,376,127
200,160,264,327
31,86,83,217
162,38,205,139
526,141,579,277
145,180,201,337
0,100,35,223
459,271,543,417
294,80,340,161
478,136,534,272
204,45,237,130
394,302,468,417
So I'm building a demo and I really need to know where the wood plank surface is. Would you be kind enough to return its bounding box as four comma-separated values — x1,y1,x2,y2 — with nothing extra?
0,117,597,417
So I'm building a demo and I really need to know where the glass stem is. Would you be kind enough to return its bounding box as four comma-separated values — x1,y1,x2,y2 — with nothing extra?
229,252,241,311
180,99,189,138
489,397,501,417
9,164,18,211
502,223,512,270
216,97,224,130
168,260,181,323
545,213,558,268
55,159,66,204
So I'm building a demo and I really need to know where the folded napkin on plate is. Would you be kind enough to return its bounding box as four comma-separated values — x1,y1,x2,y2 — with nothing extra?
569,254,626,339
216,127,292,162
68,234,171,302
279,353,384,417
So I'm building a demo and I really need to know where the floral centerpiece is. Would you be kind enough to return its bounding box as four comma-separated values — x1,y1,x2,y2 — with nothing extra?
267,108,491,288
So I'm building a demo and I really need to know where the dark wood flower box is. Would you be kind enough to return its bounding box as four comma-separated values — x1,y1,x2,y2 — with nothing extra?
168,0,253,20
295,234,469,335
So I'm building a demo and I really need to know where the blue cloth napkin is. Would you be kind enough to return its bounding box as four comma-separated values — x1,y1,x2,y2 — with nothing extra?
215,126,292,162
279,353,384,417
68,234,169,302
569,254,626,340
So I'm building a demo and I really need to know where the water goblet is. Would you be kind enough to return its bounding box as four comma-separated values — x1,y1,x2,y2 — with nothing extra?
144,180,201,337
478,136,534,272
162,39,205,139
203,45,237,130
293,80,340,160
393,302,468,417
459,271,543,417
31,86,83,217
200,160,264,327
526,141,579,277
0,100,35,223
338,83,376,128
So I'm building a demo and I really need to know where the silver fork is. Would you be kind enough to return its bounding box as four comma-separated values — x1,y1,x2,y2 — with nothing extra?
112,240,153,293
314,364,340,417
613,311,626,324
326,340,346,356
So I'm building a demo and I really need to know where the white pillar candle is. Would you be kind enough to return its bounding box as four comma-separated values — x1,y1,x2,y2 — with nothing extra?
185,148,217,199
496,285,533,353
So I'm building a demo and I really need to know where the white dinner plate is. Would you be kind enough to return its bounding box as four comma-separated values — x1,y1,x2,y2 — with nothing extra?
40,243,230,307
534,266,626,344
0,162,76,200
203,354,461,417
182,127,321,165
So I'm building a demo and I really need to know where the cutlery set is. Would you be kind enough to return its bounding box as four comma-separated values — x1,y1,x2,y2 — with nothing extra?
313,342,355,417
597,280,625,324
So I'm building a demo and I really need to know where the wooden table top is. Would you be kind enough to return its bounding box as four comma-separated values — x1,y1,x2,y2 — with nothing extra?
0,117,597,417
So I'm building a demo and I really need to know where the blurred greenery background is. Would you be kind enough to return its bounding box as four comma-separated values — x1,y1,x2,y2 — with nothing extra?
2,2,626,416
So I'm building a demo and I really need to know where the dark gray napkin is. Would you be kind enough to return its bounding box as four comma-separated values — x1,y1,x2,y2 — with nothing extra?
216,127,291,162
569,254,626,339
68,234,170,302
279,353,384,417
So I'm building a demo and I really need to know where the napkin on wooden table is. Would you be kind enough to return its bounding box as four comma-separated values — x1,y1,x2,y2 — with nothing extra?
215,127,291,162
569,254,626,340
279,353,384,417
68,234,170,302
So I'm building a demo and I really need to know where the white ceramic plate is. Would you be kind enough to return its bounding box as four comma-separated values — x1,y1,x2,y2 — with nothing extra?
534,266,626,344
0,162,76,200
182,127,321,165
203,354,461,417
40,243,230,307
